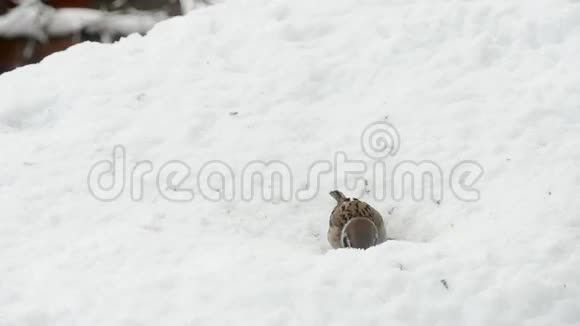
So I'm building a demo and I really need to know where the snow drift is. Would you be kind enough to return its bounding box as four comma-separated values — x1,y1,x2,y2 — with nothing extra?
1,0,579,325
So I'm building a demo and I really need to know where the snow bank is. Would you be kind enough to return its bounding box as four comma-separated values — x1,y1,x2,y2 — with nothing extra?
1,0,579,325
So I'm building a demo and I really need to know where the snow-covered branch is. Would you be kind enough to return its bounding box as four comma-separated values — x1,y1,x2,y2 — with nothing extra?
0,0,165,41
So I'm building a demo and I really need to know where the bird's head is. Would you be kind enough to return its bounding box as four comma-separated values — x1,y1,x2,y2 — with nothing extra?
340,217,379,249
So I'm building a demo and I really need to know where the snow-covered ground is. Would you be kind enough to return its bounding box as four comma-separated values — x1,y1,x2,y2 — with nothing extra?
1,0,580,325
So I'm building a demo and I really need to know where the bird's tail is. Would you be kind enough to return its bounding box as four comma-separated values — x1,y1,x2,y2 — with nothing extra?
329,190,347,203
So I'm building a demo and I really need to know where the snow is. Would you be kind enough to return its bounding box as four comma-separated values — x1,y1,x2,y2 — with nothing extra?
0,1,163,40
1,0,580,325
0,0,51,40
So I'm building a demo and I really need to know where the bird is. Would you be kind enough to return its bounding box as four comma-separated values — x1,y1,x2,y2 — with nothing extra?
327,190,387,249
